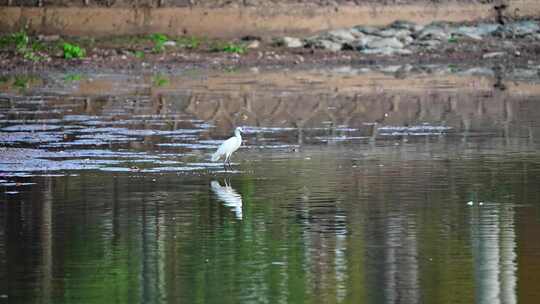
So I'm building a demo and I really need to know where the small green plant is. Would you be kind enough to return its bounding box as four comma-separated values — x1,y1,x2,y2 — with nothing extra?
63,73,82,82
12,75,37,91
62,42,86,59
133,50,145,59
448,36,458,43
448,64,458,72
211,42,246,54
150,33,169,53
0,29,45,62
152,74,169,87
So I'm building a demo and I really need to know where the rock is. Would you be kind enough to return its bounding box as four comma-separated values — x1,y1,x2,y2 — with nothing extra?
379,65,403,73
454,24,501,40
417,25,451,41
495,20,540,37
324,29,358,43
453,27,483,40
475,23,502,36
309,39,343,52
163,41,177,47
360,47,412,56
353,25,380,36
348,28,367,38
390,20,423,32
366,37,404,49
459,67,495,77
37,34,60,42
346,35,378,50
247,40,260,49
413,39,442,48
276,37,304,48
378,28,412,40
401,36,415,45
482,52,506,59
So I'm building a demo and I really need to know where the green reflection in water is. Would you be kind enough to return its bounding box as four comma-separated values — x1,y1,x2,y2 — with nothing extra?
1,149,539,304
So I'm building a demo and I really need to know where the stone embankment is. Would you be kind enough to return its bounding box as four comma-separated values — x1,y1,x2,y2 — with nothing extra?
278,20,540,56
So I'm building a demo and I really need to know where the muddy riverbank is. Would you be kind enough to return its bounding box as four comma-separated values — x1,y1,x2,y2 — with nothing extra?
2,18,540,74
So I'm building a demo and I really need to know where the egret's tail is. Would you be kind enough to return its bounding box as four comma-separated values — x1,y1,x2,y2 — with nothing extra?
211,151,221,162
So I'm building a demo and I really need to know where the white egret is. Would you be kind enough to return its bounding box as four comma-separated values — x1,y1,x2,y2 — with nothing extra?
211,127,243,167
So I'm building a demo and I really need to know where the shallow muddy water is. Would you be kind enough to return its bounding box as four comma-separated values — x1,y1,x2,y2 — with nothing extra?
1,67,540,303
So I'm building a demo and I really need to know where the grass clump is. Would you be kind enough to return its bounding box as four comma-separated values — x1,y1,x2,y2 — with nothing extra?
133,50,145,59
62,42,86,59
63,73,82,82
150,33,169,53
0,29,45,62
152,74,170,87
211,42,246,54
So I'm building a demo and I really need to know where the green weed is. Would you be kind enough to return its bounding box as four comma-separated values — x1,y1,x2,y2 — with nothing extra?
211,42,246,54
152,74,169,87
150,33,169,53
0,29,45,62
448,36,458,43
133,50,145,59
12,75,36,91
62,42,86,59
63,73,82,82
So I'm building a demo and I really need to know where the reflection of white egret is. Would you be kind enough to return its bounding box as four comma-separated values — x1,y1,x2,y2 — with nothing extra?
211,180,243,219
211,127,243,168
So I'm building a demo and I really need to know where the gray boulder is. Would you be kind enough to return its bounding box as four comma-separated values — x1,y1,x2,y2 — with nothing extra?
413,39,442,48
324,29,358,43
360,47,412,56
454,24,501,40
417,25,451,41
482,52,506,59
475,23,502,36
347,35,378,50
307,39,343,52
500,20,540,37
353,25,381,36
390,20,424,33
276,37,304,48
366,37,404,49
401,36,415,45
378,28,412,40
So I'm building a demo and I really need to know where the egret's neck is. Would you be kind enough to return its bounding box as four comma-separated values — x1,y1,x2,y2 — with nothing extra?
235,130,242,138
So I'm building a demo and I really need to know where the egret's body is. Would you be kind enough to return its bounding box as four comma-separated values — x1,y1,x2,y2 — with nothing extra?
211,127,243,167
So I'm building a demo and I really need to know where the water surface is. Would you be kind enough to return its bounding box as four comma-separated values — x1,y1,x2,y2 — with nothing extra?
1,67,540,303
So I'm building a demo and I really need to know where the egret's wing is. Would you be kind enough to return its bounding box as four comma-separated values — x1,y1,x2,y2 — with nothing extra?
212,136,241,161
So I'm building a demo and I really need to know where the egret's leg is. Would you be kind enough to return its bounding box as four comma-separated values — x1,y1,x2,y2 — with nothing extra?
225,153,232,168
224,154,230,170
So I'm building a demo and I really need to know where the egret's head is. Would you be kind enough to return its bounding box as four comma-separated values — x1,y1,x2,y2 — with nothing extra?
235,127,244,135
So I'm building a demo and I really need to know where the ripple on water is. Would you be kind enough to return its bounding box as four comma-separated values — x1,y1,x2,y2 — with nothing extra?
62,115,100,122
378,124,453,136
0,132,63,144
1,124,62,132
156,143,216,149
